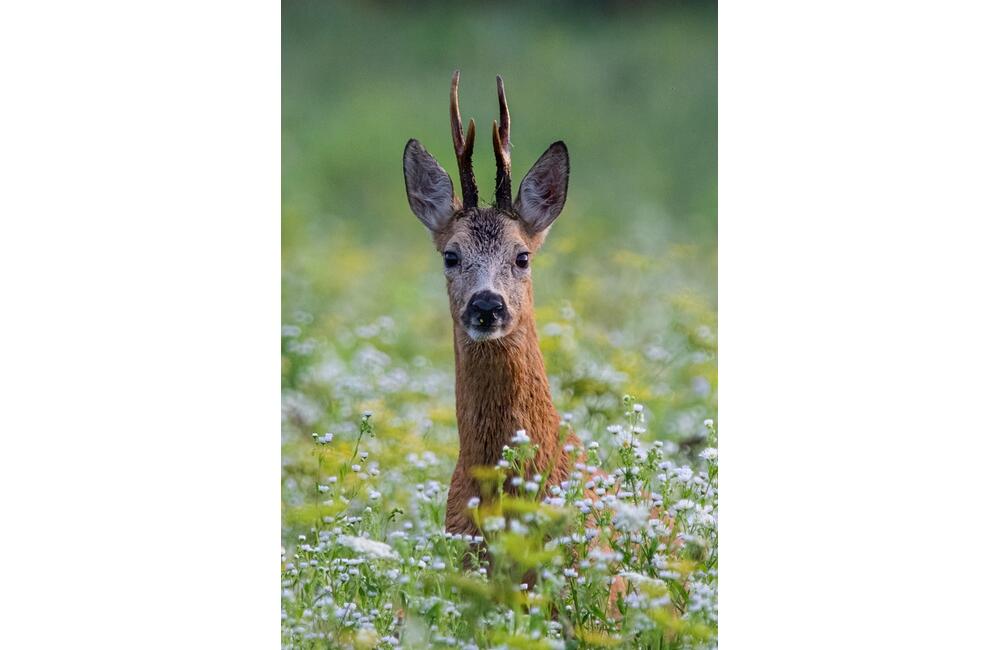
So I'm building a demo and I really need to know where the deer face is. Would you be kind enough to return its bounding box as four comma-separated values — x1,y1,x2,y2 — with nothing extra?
439,207,535,341
403,73,569,342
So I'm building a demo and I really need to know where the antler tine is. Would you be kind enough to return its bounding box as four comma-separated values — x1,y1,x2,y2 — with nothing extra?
450,70,478,208
493,75,513,210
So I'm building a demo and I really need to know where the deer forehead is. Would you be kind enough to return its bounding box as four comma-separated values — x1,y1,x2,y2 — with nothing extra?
439,209,529,256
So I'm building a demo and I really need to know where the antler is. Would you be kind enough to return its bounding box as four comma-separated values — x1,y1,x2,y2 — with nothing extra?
492,75,512,211
450,70,478,209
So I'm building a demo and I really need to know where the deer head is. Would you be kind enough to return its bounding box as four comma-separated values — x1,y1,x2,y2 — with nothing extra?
403,71,570,342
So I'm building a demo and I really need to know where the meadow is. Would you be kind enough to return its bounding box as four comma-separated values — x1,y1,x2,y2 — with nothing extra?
282,2,717,647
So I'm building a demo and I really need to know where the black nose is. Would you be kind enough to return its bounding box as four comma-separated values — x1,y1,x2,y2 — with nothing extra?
468,291,506,326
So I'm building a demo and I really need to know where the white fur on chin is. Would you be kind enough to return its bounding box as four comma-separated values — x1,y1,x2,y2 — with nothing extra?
465,326,506,342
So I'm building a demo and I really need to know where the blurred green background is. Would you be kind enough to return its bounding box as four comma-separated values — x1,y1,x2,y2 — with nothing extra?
282,0,717,497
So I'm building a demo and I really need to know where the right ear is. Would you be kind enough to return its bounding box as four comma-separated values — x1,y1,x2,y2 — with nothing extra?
403,139,458,233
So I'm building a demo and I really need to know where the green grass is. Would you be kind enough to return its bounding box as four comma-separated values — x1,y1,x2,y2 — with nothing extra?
283,2,717,647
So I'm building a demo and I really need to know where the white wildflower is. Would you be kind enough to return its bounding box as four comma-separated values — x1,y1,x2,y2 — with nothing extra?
483,516,505,533
612,501,650,533
336,535,399,561
673,465,694,482
619,571,667,589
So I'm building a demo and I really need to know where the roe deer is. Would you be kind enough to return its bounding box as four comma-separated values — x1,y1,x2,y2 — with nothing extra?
402,71,578,536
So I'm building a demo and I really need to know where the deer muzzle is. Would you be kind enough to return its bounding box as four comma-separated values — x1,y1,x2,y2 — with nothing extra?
463,290,507,338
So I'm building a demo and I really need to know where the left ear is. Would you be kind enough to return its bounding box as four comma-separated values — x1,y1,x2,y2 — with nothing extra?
514,141,569,235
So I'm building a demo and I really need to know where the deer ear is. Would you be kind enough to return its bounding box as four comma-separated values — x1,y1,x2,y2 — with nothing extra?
515,141,569,235
403,139,459,232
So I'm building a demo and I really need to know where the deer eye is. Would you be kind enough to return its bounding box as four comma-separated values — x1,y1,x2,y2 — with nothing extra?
515,252,530,269
443,251,460,268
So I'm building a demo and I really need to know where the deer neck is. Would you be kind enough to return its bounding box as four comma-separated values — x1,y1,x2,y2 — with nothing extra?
452,315,562,471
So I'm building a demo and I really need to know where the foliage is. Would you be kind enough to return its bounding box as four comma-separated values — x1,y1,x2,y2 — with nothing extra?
282,393,718,649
